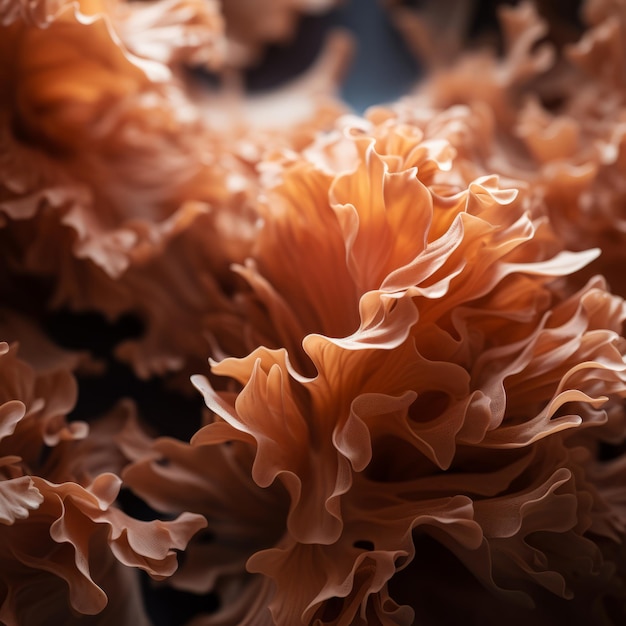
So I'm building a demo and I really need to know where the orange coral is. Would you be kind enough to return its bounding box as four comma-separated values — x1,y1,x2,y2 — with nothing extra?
392,0,626,296
0,0,350,382
123,109,626,623
0,317,205,624
3,0,626,624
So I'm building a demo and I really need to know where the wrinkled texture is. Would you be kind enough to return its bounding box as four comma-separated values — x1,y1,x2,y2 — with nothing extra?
0,0,350,382
4,0,626,624
0,316,206,625
125,108,626,624
392,0,626,297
